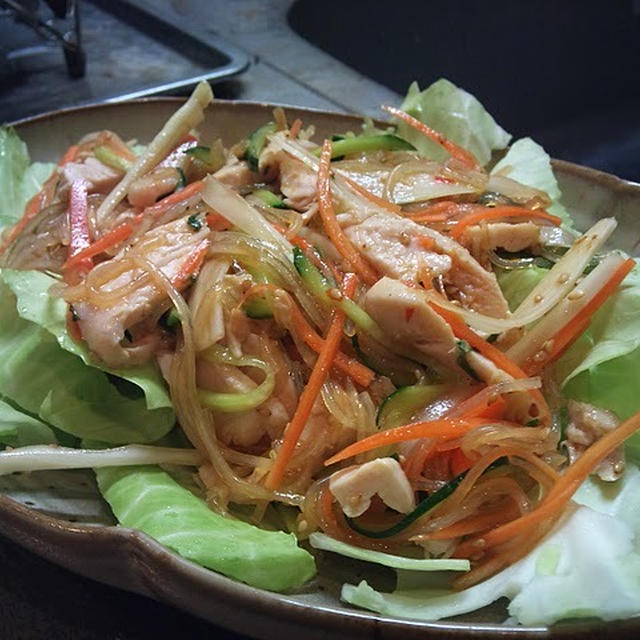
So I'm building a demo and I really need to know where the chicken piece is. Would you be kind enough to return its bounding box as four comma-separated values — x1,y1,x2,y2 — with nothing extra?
61,157,122,194
260,134,319,211
345,213,509,318
465,351,540,424
461,222,541,265
213,157,257,192
127,167,182,209
70,217,210,368
330,457,416,518
364,277,459,371
564,400,624,482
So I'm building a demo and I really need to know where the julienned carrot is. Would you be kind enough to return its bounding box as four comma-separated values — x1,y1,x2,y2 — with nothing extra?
422,501,520,540
456,406,640,555
340,175,401,214
58,144,80,166
244,282,373,386
144,179,205,217
324,417,519,467
266,274,358,490
429,302,551,423
0,172,58,254
289,118,303,139
288,300,374,387
63,222,134,270
318,140,379,286
171,239,210,287
525,258,636,375
205,212,230,231
404,200,462,219
450,206,562,240
382,105,478,168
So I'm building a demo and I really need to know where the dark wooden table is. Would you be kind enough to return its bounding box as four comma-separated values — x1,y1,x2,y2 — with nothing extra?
0,534,245,640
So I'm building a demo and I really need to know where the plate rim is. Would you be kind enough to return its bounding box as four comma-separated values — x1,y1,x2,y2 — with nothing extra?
4,98,640,640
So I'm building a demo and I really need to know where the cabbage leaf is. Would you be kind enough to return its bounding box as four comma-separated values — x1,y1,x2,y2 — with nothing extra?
0,126,55,232
341,465,640,625
96,464,316,592
397,79,511,166
309,532,469,572
0,397,57,447
1,269,172,411
0,276,174,443
491,137,572,227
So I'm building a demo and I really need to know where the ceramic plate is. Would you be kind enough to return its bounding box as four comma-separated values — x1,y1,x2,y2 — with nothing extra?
3,99,640,639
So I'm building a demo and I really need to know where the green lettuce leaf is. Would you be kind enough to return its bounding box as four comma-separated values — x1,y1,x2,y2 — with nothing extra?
0,126,55,232
490,137,572,227
96,465,316,592
498,261,640,449
0,397,57,447
398,79,511,166
309,532,469,572
0,277,174,443
555,264,640,422
496,265,548,312
341,465,640,625
1,269,172,411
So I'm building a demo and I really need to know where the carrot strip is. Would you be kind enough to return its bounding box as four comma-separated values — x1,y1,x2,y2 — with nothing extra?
289,118,303,139
58,144,80,166
171,239,210,287
62,222,134,269
406,212,449,224
416,235,436,251
144,179,205,218
340,175,401,214
449,447,474,476
288,300,374,387
525,258,636,375
450,206,562,240
266,274,358,489
422,501,521,541
0,172,58,254
324,417,520,467
318,140,379,286
205,212,230,231
382,105,478,168
404,200,462,218
455,407,640,556
429,303,551,423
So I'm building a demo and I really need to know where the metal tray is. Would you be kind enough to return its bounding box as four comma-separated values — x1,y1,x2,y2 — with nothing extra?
0,0,249,123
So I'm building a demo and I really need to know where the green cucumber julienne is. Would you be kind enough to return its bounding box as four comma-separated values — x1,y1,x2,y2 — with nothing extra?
312,134,415,159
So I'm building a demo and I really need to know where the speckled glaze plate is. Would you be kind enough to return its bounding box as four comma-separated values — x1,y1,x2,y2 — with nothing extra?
3,100,640,640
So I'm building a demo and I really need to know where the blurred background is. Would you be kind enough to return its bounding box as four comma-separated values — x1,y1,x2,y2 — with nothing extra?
1,0,639,180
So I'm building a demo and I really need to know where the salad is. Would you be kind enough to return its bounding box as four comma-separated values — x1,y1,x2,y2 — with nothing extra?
0,78,639,625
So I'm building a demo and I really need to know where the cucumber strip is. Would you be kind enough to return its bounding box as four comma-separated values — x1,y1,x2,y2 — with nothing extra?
94,145,133,172
312,134,415,159
246,122,277,172
345,470,468,538
376,384,447,430
344,460,505,539
243,296,273,319
197,347,275,412
251,189,289,209
185,144,225,172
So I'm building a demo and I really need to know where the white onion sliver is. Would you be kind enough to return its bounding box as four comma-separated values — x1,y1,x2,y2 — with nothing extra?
507,253,626,366
0,445,202,476
202,177,294,258
96,80,213,225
